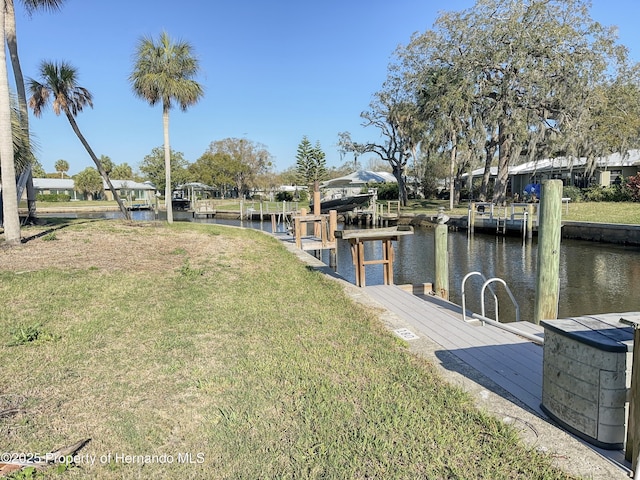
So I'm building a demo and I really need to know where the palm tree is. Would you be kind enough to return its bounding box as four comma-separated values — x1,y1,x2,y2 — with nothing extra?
0,2,21,245
28,60,130,220
5,0,67,218
129,31,204,223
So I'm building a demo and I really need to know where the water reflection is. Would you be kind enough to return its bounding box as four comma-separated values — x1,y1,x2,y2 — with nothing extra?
44,209,640,322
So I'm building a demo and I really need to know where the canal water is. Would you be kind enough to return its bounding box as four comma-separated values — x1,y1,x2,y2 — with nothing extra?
61,209,640,323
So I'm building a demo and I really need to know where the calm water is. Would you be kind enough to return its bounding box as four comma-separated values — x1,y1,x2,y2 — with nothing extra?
56,209,640,322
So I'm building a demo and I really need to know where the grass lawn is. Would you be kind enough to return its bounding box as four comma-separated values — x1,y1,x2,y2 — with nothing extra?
0,220,576,479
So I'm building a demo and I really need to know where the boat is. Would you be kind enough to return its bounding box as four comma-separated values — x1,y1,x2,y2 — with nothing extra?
171,197,191,211
171,182,218,211
310,193,373,214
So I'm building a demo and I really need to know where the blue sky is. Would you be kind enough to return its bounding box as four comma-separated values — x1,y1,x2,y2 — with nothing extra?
13,0,640,176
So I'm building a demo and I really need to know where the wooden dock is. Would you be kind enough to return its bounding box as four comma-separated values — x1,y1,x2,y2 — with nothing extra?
366,284,546,413
274,231,631,476
335,226,413,287
468,202,538,237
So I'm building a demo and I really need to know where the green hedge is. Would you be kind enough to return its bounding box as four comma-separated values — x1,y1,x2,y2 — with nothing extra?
36,194,71,202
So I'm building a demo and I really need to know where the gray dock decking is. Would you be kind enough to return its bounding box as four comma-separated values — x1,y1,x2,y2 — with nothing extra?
365,284,545,414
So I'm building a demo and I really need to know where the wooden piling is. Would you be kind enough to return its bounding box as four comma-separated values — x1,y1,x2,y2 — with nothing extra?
434,223,449,300
527,204,534,239
300,207,308,236
313,181,321,238
533,179,563,324
469,202,476,234
329,210,337,267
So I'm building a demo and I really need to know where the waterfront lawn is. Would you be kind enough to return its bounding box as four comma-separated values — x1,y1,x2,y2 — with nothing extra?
1,220,576,479
561,201,640,224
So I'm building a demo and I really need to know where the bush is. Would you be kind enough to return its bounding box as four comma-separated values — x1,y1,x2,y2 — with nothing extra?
273,190,308,202
582,186,605,202
372,182,399,200
36,193,71,202
582,184,632,202
275,191,293,202
562,186,582,202
422,181,439,200
296,190,309,202
601,183,631,202
627,174,640,202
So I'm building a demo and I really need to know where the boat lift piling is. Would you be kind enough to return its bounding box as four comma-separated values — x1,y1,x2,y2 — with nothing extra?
533,179,563,325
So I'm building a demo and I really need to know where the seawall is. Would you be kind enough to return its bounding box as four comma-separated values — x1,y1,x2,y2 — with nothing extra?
397,213,640,246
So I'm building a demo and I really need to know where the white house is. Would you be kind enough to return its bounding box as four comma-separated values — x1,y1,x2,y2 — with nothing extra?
462,150,640,197
320,170,397,198
25,178,156,204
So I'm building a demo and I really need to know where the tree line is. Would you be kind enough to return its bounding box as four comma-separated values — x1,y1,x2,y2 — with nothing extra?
140,135,331,198
40,133,334,202
339,0,640,208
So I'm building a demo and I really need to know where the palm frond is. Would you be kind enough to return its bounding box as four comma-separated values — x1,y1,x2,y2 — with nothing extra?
129,31,204,110
21,0,65,16
28,60,93,118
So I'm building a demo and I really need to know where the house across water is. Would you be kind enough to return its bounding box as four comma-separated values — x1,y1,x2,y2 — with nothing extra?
24,178,157,208
464,150,640,198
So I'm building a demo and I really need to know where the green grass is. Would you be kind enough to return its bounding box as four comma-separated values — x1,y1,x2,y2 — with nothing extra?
560,201,640,224
0,221,576,479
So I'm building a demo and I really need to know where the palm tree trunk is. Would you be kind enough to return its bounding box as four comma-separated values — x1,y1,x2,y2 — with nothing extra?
163,105,173,223
64,112,131,220
6,0,36,219
0,0,21,244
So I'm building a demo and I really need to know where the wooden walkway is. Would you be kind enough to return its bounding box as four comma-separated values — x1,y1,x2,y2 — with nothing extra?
365,284,545,414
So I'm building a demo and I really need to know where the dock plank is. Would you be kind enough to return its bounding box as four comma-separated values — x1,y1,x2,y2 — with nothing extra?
366,284,544,413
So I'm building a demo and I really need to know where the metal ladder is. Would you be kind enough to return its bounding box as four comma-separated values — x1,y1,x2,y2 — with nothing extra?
461,271,520,324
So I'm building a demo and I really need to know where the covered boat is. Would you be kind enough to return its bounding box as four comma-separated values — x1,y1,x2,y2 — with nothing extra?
310,193,373,214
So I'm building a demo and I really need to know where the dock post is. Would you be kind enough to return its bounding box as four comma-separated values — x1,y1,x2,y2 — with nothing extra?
294,216,302,249
527,204,534,239
469,202,476,235
329,210,337,267
300,208,309,236
313,181,321,237
271,213,276,233
533,179,562,324
434,220,449,300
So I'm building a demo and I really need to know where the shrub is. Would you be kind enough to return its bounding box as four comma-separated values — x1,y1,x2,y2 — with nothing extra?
627,174,640,202
372,182,399,200
562,186,582,202
602,183,632,202
296,190,309,202
275,191,293,202
582,183,632,202
36,193,71,202
582,186,605,202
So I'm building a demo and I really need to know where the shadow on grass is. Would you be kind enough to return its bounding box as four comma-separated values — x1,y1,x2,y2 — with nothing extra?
19,218,103,244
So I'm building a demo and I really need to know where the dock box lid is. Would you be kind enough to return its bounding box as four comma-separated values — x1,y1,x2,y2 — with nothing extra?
541,314,635,352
